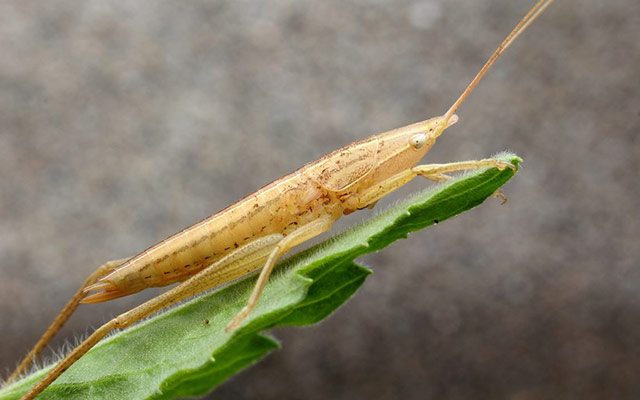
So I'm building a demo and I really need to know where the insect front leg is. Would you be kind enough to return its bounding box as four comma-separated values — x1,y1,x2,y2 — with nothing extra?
413,159,516,204
357,158,515,208
8,257,130,383
411,158,516,177
226,215,335,332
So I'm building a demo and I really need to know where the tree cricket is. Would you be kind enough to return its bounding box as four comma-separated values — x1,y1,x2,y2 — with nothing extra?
7,1,553,398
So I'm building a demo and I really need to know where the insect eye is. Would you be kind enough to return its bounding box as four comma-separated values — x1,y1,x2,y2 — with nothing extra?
409,134,427,149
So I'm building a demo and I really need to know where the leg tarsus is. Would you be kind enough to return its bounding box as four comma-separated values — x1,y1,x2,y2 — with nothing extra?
492,189,508,205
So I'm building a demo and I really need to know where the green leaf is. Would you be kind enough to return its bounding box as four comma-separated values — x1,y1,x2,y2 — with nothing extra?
0,153,521,400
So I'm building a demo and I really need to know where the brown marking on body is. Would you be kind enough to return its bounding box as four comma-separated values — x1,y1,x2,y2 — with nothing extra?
154,254,170,264
307,138,379,191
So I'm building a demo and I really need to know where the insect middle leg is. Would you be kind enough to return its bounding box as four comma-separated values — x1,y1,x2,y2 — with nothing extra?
8,257,130,383
226,214,335,331
357,158,515,207
20,234,284,400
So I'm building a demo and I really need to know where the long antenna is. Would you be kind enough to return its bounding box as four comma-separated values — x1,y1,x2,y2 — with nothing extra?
442,0,554,125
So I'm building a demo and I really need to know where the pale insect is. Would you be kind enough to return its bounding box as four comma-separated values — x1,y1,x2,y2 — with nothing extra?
9,1,553,399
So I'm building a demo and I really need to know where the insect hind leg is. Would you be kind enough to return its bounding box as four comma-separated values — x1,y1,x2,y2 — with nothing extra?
7,257,129,383
21,235,285,399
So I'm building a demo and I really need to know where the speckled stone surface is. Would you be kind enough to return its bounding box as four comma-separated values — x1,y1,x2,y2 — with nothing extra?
1,1,639,399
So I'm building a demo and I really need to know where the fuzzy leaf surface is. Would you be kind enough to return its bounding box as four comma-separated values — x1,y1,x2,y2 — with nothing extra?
0,153,521,400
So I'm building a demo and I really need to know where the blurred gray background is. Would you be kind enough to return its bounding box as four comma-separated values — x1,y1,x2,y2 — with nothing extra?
1,0,639,399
